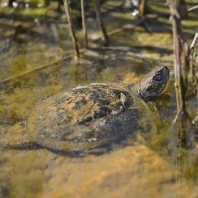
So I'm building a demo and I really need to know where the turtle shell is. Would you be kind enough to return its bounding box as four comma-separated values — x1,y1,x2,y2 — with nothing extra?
27,83,146,154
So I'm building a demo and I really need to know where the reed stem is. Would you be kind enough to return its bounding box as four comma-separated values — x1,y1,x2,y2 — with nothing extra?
63,0,80,59
94,0,109,44
81,0,88,48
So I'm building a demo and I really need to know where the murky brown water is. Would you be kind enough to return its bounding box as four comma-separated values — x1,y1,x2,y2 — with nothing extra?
0,0,198,197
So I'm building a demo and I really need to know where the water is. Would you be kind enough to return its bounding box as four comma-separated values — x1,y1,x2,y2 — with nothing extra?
0,0,198,197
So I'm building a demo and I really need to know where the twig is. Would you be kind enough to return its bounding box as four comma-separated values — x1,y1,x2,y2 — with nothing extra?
188,5,198,12
81,0,88,48
190,32,198,49
94,0,109,44
88,46,172,55
107,18,145,37
0,58,68,85
92,18,146,41
63,0,80,59
0,48,89,85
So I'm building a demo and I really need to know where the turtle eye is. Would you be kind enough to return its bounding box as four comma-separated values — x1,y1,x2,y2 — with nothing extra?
153,73,162,81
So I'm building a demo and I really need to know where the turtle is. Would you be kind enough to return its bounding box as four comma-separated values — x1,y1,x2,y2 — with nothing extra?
2,66,169,155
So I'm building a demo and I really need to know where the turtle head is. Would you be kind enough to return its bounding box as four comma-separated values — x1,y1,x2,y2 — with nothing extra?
130,66,169,99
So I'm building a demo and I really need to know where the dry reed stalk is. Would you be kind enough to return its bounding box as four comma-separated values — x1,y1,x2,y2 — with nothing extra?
167,0,190,120
63,0,79,59
81,0,88,48
190,34,198,123
190,33,198,49
94,0,109,44
188,5,198,12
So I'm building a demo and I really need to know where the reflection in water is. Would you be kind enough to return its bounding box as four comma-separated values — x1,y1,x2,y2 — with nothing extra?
165,104,198,197
97,52,105,82
74,62,80,82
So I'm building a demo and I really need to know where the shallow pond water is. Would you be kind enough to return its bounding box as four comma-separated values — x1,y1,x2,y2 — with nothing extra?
0,0,198,197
